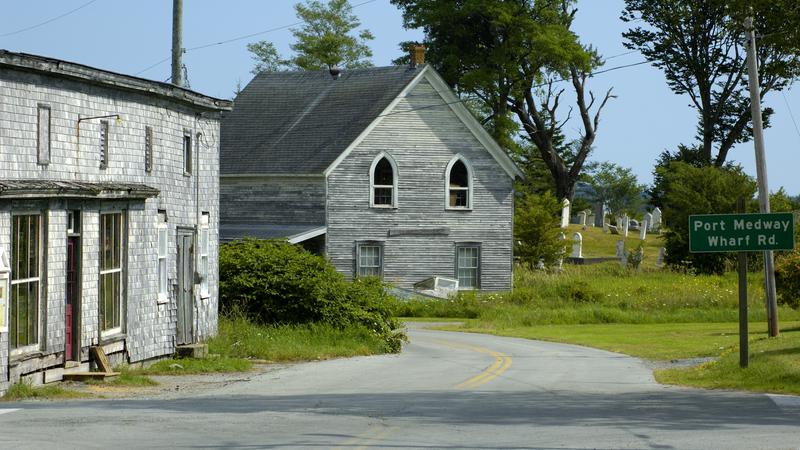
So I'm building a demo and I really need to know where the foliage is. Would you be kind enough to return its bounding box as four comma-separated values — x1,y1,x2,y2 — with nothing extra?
586,161,645,217
775,250,800,308
626,242,645,270
248,0,374,73
514,191,566,268
219,239,403,351
210,314,404,360
659,162,756,274
2,381,89,401
770,187,800,213
391,0,613,201
622,0,800,167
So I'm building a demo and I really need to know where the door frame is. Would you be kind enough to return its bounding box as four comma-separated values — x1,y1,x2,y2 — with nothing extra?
176,227,195,345
65,211,82,362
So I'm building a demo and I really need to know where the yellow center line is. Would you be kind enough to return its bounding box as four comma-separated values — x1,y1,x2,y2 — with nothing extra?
428,339,513,389
332,425,397,450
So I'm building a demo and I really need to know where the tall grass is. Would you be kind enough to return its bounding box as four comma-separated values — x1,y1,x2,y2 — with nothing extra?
393,262,800,327
209,314,400,361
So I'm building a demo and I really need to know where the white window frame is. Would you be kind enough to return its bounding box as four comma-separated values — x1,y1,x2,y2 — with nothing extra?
99,212,125,338
369,152,398,208
356,241,384,278
157,213,169,304
198,212,210,298
455,243,481,290
445,155,474,210
0,272,8,334
9,213,43,355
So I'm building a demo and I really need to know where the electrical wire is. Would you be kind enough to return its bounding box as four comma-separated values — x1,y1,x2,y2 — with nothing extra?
782,91,800,142
134,0,378,76
377,60,651,118
0,0,100,38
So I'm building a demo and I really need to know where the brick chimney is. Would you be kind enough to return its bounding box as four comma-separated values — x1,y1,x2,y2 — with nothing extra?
410,44,425,68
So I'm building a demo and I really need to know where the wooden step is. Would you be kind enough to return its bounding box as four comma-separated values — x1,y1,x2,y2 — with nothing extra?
62,372,120,382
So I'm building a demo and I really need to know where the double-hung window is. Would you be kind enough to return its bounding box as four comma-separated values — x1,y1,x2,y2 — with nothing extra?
10,214,42,351
446,156,472,209
356,242,383,278
157,212,168,303
370,154,398,208
455,244,480,289
100,212,125,335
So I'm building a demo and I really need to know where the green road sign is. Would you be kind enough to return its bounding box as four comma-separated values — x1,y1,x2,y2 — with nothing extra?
689,212,795,253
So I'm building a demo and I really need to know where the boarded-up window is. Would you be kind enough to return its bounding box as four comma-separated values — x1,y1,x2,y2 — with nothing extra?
100,212,124,334
183,131,192,175
145,126,153,173
37,105,51,165
100,120,109,169
10,214,41,349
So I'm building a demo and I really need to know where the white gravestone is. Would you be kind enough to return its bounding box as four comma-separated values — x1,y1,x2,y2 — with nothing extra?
652,207,662,231
656,247,666,268
639,224,647,240
622,215,630,237
561,199,571,228
571,232,583,258
578,210,587,226
644,212,653,231
616,239,625,258
587,213,596,227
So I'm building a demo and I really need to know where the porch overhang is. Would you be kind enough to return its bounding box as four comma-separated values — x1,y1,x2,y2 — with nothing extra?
0,180,159,200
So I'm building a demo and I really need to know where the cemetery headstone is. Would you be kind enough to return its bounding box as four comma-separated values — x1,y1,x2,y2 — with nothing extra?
561,199,571,228
571,232,583,258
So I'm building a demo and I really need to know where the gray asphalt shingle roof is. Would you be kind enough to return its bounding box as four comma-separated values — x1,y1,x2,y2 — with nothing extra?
220,65,422,175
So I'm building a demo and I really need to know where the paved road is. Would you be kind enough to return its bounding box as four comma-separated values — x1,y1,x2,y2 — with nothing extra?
2,325,799,449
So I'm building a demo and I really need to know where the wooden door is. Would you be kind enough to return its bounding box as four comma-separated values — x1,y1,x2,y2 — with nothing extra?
176,231,194,345
65,236,80,361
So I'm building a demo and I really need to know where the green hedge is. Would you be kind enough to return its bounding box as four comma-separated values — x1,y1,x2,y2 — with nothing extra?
219,239,404,351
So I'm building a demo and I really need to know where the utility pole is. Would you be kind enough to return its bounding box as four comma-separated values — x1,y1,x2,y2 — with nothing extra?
171,0,183,87
744,17,779,337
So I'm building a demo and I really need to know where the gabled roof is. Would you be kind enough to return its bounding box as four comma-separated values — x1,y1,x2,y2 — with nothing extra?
221,65,522,179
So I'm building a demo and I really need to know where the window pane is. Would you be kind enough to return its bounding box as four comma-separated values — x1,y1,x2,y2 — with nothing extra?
374,158,393,185
449,189,468,207
358,245,382,277
456,247,479,289
374,187,393,205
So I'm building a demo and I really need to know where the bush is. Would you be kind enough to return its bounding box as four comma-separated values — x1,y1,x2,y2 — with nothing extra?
514,191,566,268
219,239,404,351
775,250,800,308
659,162,756,274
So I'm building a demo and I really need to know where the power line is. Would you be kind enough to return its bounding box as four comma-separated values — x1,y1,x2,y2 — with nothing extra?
134,0,378,76
378,60,650,118
0,0,100,38
782,91,800,142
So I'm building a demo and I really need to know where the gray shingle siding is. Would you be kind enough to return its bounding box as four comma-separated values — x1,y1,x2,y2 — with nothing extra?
0,52,229,395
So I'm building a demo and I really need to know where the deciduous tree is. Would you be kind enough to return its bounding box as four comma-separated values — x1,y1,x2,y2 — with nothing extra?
391,0,614,202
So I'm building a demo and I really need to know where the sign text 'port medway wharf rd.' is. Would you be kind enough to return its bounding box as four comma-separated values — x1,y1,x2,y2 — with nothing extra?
689,212,795,253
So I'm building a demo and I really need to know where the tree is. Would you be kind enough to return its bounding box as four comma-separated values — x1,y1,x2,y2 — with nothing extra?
514,192,566,268
586,162,645,217
660,162,756,274
248,0,374,73
622,0,800,167
391,0,614,202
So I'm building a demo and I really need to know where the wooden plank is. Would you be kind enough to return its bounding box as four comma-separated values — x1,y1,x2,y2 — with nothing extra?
89,346,113,373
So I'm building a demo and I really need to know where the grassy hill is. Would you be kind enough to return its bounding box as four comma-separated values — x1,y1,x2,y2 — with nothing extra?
562,223,666,270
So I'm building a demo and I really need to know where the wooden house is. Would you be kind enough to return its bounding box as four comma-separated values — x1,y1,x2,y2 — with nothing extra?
220,52,521,291
0,50,231,394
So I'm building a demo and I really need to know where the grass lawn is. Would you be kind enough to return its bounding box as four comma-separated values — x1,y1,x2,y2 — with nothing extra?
566,224,666,269
1,382,91,401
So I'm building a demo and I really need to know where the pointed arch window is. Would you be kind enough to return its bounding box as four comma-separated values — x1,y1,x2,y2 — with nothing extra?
446,156,473,209
370,153,398,208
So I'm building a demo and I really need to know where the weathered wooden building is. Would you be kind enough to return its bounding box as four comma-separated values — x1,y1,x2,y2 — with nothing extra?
220,53,521,291
0,50,231,395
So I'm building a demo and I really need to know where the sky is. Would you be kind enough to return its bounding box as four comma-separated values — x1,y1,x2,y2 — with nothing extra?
3,0,799,195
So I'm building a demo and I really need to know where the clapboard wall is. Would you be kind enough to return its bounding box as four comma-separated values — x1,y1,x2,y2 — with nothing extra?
326,77,514,291
220,176,326,226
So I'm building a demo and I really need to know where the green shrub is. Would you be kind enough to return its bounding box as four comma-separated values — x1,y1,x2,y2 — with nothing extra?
514,191,566,268
219,239,404,351
775,250,800,308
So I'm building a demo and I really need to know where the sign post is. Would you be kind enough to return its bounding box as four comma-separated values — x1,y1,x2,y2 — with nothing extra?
689,209,795,368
